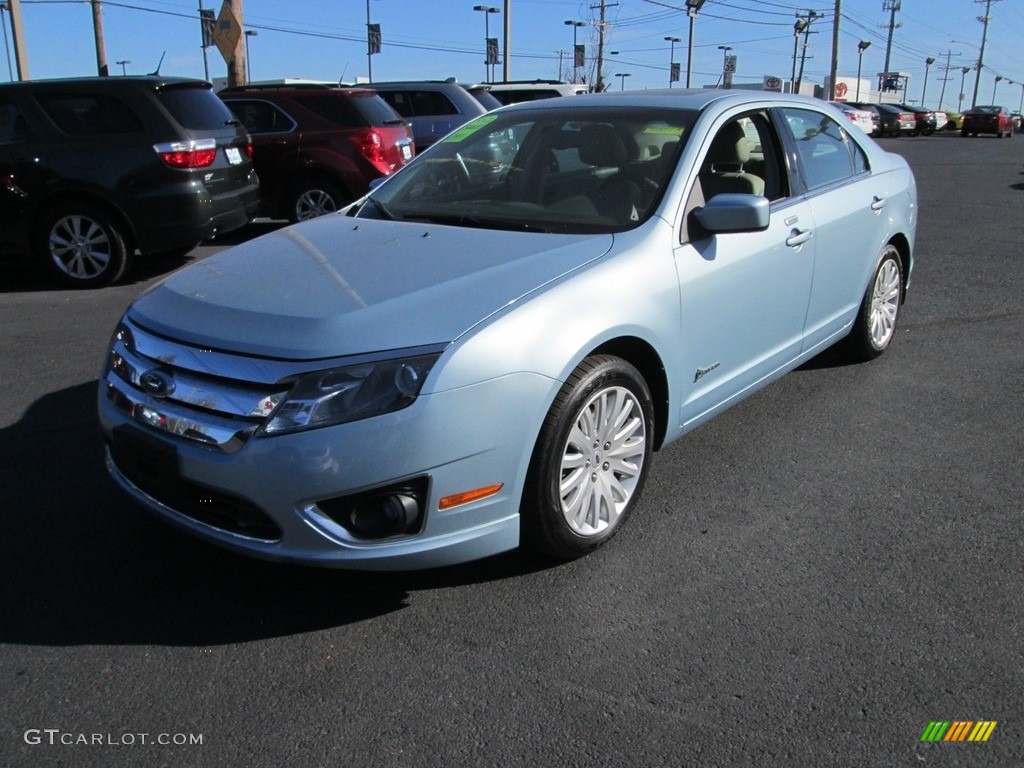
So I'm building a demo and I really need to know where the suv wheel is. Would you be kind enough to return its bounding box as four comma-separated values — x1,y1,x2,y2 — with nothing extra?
36,203,129,288
288,178,347,222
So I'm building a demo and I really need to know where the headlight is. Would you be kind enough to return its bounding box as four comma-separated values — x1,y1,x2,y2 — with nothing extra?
263,354,440,435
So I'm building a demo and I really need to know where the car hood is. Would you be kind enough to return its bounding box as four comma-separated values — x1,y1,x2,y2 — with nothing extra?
128,216,613,360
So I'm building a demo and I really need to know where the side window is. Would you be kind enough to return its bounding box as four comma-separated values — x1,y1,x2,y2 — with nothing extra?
410,91,458,116
780,107,855,190
0,97,29,145
378,91,414,118
34,93,143,135
683,110,787,243
850,138,869,174
226,100,294,134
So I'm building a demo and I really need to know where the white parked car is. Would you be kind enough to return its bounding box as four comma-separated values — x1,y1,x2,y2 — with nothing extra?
830,102,875,134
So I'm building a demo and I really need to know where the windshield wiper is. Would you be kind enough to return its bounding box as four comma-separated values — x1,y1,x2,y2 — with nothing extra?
363,196,397,220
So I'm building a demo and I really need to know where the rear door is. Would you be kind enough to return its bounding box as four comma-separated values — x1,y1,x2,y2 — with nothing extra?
777,106,892,352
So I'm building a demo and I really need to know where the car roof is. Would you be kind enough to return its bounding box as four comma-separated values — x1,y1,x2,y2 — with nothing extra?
0,75,209,91
495,88,833,114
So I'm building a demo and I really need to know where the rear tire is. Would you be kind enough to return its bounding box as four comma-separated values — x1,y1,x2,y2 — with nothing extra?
843,244,903,362
287,177,347,223
521,355,653,560
35,202,129,288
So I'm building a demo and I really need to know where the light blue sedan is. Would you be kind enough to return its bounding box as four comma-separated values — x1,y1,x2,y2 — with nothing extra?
98,90,916,569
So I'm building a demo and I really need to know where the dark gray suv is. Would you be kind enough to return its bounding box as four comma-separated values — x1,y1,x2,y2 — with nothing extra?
0,76,260,287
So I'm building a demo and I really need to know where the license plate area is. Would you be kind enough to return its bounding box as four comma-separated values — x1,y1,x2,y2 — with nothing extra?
111,425,180,501
225,146,243,165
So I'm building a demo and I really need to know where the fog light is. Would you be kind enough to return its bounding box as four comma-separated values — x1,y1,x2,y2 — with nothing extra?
348,493,420,539
315,477,428,540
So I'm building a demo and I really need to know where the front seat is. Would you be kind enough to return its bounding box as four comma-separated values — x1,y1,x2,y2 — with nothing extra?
701,122,764,199
578,123,641,222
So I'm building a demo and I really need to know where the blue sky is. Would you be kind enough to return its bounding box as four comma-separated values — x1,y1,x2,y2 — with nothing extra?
4,0,1023,111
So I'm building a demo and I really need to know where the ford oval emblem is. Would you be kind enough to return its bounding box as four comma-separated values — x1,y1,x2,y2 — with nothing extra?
140,369,175,398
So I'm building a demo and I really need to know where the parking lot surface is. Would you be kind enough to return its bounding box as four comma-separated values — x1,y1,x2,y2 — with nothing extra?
1,132,1021,767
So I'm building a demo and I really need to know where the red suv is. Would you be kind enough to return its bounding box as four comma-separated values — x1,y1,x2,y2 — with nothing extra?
219,85,414,222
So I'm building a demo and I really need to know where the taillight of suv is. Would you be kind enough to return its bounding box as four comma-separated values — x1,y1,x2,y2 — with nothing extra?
154,138,218,169
350,129,388,170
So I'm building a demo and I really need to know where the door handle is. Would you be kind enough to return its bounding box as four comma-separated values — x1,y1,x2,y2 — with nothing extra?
870,195,886,212
786,228,812,247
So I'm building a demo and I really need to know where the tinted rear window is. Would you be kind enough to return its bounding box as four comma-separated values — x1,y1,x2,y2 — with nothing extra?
300,92,402,127
35,93,144,135
157,84,237,130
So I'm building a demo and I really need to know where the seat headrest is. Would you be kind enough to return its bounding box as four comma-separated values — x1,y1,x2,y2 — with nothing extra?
578,123,628,167
708,121,752,166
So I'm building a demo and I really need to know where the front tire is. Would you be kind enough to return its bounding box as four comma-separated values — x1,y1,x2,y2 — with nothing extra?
521,355,653,560
35,202,129,288
843,244,903,362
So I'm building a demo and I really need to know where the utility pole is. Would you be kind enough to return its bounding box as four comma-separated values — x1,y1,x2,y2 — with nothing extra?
591,0,616,93
828,0,841,100
971,0,1000,109
228,0,245,87
5,0,29,80
795,10,820,96
91,0,109,76
881,0,901,75
936,49,959,111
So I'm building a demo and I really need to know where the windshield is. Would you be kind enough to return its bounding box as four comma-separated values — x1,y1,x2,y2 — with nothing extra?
353,105,695,234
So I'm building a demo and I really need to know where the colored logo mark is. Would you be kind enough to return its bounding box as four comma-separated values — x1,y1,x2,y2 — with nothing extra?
920,721,997,742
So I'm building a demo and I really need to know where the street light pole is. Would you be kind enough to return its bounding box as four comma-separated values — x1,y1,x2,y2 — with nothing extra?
717,44,731,89
684,0,706,89
615,72,631,91
474,5,500,83
792,18,808,93
565,20,585,84
116,59,130,76
958,67,970,112
244,30,257,83
665,36,680,88
920,56,935,107
991,74,1002,104
855,40,870,101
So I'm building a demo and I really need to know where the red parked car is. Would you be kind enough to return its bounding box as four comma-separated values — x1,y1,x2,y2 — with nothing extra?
960,105,1015,138
220,85,415,221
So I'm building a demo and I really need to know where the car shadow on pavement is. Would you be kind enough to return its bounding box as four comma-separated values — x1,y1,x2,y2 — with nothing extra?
0,382,548,648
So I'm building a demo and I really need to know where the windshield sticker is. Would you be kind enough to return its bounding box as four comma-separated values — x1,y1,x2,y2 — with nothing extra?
443,115,499,142
643,125,686,137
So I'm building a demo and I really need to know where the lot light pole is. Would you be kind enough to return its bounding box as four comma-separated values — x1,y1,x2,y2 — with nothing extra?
920,56,935,108
855,40,870,100
565,20,585,84
958,67,970,112
717,45,731,88
684,0,706,88
116,59,130,76
991,74,1002,104
665,36,680,87
244,30,257,83
474,5,500,83
615,72,631,91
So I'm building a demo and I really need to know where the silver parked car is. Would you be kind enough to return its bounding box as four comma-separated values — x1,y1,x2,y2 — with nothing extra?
99,90,917,570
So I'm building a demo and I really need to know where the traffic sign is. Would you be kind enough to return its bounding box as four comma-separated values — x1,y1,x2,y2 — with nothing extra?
213,1,241,65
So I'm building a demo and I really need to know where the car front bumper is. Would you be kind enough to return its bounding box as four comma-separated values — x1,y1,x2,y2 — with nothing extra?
98,362,554,570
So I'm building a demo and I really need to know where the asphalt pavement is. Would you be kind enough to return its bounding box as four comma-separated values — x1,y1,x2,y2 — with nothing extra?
1,131,1021,767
